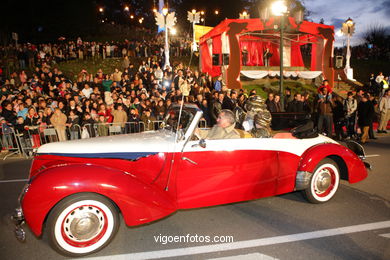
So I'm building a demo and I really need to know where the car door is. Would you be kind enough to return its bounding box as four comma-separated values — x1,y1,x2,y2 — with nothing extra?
176,138,279,209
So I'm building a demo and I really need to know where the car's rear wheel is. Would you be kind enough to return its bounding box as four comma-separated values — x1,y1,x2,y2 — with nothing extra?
304,158,340,203
47,193,119,256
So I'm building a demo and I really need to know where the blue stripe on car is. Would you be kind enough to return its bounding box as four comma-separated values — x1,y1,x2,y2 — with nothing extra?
38,152,158,160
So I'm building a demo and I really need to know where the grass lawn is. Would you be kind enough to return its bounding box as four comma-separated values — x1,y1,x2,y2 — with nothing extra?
56,56,199,80
57,58,127,80
242,79,317,99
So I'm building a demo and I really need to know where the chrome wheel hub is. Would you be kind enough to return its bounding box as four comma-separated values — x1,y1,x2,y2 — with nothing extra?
63,206,105,242
314,169,332,194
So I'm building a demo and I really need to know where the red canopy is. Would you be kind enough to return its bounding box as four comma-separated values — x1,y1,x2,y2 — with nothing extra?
199,17,335,89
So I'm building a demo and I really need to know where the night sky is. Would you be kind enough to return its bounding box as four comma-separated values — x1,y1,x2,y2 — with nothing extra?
305,0,390,46
0,0,389,45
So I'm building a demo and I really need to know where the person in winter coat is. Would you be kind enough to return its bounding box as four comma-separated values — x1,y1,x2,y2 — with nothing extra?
50,108,68,142
357,94,375,144
343,91,357,139
111,104,128,133
67,110,80,140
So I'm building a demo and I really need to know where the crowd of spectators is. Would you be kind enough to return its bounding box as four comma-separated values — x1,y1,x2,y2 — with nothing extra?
0,36,192,73
264,76,389,143
0,39,388,152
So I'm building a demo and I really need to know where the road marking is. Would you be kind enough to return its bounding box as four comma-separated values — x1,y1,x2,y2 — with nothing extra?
0,179,28,183
379,233,390,238
365,154,380,158
80,220,390,260
208,252,278,260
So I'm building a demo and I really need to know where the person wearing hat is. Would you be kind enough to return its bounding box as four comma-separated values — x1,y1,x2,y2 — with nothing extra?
250,112,272,138
241,96,272,133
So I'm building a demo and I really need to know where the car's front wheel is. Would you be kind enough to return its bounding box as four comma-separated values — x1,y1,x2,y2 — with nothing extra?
47,193,119,256
304,158,340,203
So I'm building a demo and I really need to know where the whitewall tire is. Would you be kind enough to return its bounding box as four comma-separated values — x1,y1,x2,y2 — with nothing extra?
304,158,340,203
47,193,119,256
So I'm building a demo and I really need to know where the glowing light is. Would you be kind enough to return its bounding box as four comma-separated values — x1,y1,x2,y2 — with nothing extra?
346,17,354,27
170,27,177,35
192,9,196,14
124,6,129,11
139,18,143,24
243,11,248,16
99,7,104,13
153,8,157,13
130,15,134,19
271,1,287,16
201,18,204,22
162,7,169,16
200,11,205,15
215,10,219,15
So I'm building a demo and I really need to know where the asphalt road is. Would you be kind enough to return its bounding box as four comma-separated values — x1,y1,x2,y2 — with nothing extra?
0,136,389,260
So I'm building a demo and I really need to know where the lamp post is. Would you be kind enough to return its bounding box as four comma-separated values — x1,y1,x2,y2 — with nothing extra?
341,17,355,80
187,9,200,52
271,0,288,110
155,7,177,69
162,8,170,68
200,11,205,25
239,11,250,19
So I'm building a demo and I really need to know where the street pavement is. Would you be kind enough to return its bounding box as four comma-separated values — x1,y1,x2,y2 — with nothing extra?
0,136,389,260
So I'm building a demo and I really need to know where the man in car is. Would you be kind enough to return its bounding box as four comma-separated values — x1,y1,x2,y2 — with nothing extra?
197,109,240,139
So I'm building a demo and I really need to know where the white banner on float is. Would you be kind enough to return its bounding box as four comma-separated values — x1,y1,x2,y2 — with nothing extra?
241,70,322,79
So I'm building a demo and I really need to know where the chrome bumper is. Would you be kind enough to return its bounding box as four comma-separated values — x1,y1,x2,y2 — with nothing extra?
12,207,26,242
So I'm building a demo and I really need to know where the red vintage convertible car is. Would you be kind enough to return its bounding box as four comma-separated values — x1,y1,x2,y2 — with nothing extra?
13,104,369,256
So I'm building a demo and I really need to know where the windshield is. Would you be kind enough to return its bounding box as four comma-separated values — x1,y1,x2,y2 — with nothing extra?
162,106,195,134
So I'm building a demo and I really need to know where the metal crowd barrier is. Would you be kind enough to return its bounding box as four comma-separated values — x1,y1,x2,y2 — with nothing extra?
1,119,208,159
0,126,22,160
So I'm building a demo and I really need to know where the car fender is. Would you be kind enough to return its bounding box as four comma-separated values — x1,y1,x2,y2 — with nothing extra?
22,164,177,237
297,143,367,184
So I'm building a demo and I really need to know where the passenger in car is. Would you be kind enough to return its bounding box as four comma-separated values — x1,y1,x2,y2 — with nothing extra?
197,109,240,139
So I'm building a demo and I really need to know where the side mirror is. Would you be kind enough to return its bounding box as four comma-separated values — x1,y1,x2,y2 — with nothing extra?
192,139,206,148
199,139,206,148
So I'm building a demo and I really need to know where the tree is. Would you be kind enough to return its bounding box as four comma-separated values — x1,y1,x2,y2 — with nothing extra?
362,24,389,49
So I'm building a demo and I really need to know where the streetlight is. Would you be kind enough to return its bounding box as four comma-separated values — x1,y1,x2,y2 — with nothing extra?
260,0,288,109
341,17,355,80
124,6,129,12
155,7,177,69
215,10,219,15
199,10,206,25
270,0,288,110
170,27,177,35
239,11,250,19
187,9,200,52
98,7,104,13
130,15,134,19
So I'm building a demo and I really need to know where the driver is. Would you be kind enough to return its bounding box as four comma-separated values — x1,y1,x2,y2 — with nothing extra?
197,109,240,139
